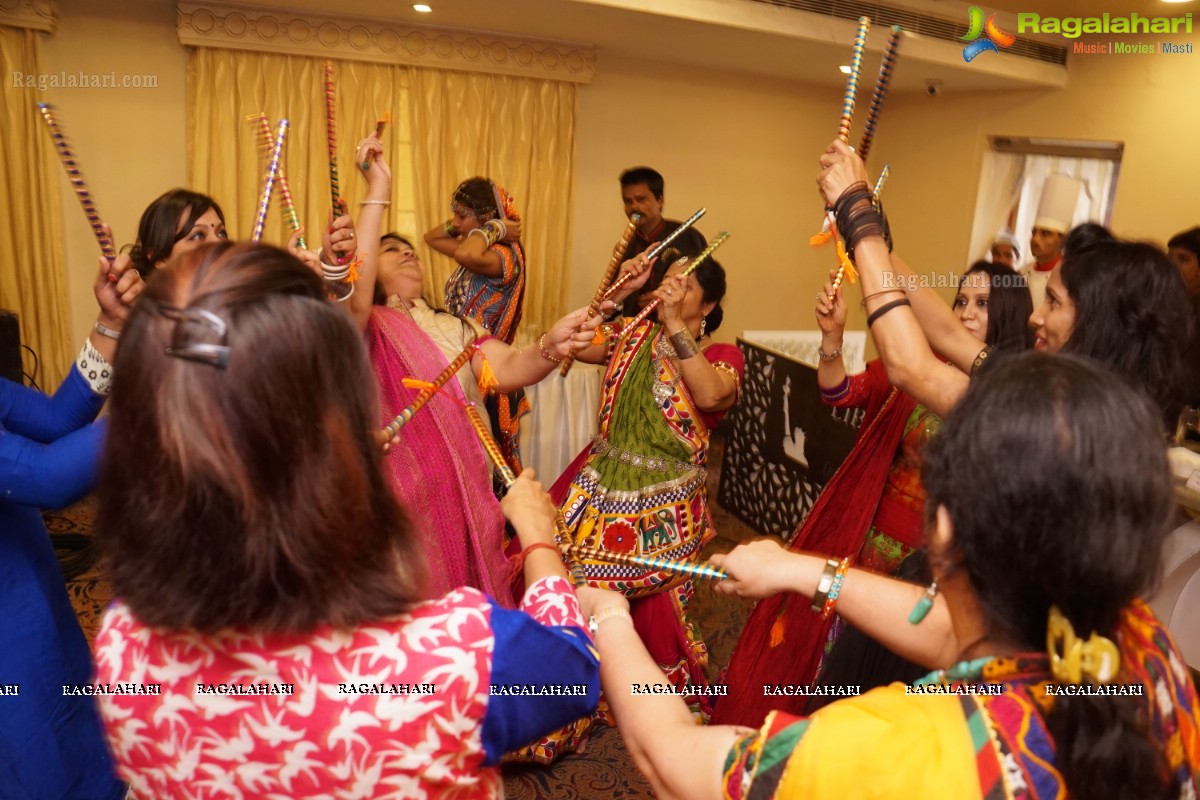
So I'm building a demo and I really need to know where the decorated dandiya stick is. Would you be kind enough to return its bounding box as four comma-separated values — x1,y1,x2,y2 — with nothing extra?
251,119,288,243
873,164,891,199
828,16,872,291
361,115,390,171
323,61,347,218
623,231,731,333
565,544,728,582
36,103,117,261
381,341,478,437
462,402,588,588
558,214,642,377
250,113,305,249
600,207,707,303
856,26,903,164
827,167,890,295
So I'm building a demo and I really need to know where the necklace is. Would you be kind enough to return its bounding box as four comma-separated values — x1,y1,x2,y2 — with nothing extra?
651,334,680,404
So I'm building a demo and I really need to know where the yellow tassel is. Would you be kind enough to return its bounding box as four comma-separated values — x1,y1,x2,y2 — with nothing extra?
769,596,789,647
836,241,858,284
401,378,436,391
475,349,499,397
809,230,833,247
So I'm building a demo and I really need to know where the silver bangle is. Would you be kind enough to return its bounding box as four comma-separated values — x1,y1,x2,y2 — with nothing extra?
810,558,841,612
93,320,121,340
359,199,390,206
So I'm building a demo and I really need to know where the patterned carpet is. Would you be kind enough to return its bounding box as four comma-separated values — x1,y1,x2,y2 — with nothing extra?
50,433,763,800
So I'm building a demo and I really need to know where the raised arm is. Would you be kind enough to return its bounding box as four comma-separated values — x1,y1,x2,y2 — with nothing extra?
887,251,987,374
348,135,391,332
817,141,968,417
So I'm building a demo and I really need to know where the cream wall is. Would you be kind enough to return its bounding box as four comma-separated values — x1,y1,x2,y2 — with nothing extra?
37,4,1200,349
40,0,185,347
570,56,856,344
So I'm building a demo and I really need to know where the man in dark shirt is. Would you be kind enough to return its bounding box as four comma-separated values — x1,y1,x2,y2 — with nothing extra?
619,166,707,314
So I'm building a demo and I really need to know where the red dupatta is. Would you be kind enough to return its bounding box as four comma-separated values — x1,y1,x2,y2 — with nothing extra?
712,359,917,725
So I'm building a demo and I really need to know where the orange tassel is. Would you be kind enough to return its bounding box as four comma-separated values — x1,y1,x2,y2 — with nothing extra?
769,596,790,647
475,346,499,397
810,229,833,247
401,378,436,391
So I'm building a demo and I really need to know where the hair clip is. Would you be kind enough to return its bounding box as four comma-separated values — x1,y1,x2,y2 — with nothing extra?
158,304,231,369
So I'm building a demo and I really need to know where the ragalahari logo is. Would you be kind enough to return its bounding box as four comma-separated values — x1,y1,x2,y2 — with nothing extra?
962,6,1017,61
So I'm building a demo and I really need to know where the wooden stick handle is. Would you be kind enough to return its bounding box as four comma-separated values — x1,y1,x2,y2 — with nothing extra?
381,342,476,437
559,216,641,377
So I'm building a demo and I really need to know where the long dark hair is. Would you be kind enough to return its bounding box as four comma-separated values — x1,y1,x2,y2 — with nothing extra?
922,353,1176,800
1059,240,1192,430
97,242,427,633
129,189,225,275
957,261,1034,351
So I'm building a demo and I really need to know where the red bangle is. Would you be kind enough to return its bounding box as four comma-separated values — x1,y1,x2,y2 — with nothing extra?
509,542,562,579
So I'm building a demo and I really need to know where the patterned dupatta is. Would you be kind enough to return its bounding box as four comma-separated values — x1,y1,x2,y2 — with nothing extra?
561,320,714,597
367,307,513,607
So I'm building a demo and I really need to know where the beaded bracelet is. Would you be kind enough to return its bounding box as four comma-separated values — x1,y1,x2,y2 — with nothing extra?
818,345,842,361
538,333,562,363
820,558,851,620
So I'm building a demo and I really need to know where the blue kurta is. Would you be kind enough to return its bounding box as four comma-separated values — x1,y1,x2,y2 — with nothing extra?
0,367,124,799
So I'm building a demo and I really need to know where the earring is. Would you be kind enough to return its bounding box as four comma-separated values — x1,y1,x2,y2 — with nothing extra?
699,318,707,339
908,580,938,624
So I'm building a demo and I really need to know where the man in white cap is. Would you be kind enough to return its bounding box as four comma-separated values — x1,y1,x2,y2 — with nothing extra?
989,232,1020,269
1019,174,1081,306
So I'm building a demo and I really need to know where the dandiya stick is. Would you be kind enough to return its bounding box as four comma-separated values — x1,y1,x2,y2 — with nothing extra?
565,544,728,582
251,120,288,243
462,403,588,588
250,113,305,249
825,166,891,296
361,116,390,171
829,15,872,294
559,214,641,377
36,103,117,261
856,26,903,164
873,164,891,199
622,231,731,333
601,207,707,303
381,341,477,437
323,61,347,218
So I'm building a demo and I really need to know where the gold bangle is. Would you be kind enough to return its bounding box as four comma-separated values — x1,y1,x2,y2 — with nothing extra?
588,606,632,634
538,333,562,363
669,328,700,359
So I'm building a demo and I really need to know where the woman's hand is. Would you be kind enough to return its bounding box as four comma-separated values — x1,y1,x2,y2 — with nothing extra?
93,250,142,327
815,269,847,336
323,211,357,265
709,539,797,600
286,228,322,278
817,139,869,207
501,469,558,548
545,302,611,358
502,212,522,243
611,253,655,303
356,136,391,194
652,271,688,331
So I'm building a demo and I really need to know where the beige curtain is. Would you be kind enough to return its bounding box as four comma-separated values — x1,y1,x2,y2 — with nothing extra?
187,49,417,252
408,68,576,341
0,25,72,387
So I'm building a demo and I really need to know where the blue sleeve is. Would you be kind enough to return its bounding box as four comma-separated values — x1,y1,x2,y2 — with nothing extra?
480,599,600,765
0,367,106,442
0,417,107,509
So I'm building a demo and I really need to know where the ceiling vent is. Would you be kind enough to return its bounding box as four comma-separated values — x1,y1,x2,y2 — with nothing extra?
745,0,1068,65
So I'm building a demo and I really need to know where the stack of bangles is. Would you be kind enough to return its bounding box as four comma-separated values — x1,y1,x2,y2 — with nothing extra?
819,376,851,403
319,249,361,302
811,557,851,621
468,218,506,248
834,181,891,262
